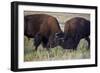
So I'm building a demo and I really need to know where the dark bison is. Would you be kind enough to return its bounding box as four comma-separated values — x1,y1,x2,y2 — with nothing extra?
55,17,90,49
24,14,62,50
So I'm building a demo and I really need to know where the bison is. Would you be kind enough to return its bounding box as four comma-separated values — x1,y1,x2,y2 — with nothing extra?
24,14,62,50
55,17,90,49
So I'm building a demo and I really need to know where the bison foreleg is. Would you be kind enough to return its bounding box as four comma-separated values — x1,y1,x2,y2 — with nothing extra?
47,35,55,49
34,34,42,50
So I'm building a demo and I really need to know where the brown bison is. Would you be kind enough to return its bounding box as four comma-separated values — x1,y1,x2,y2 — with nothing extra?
55,17,90,49
24,14,62,50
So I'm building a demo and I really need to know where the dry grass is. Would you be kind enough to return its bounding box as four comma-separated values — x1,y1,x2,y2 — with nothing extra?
24,36,90,62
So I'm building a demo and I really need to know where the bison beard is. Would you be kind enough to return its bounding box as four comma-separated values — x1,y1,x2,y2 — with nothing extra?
24,14,62,50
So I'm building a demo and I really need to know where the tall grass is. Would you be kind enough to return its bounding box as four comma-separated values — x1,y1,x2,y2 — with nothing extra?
24,36,90,62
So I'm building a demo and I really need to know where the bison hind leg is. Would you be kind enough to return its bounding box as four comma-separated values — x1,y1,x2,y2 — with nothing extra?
85,37,90,49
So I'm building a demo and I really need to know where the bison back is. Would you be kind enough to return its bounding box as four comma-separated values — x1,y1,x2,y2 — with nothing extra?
64,17,90,38
24,14,61,38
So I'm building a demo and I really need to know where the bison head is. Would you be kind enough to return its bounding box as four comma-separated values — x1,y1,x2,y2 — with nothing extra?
53,32,65,48
54,32,78,49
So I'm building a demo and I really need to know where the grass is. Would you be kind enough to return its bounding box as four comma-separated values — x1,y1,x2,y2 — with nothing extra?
24,36,90,62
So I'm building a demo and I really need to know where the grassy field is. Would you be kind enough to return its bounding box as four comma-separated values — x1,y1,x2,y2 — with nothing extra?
24,36,90,62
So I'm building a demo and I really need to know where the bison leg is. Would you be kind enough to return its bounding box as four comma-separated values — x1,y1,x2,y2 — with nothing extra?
72,33,81,50
85,37,90,49
42,37,48,48
46,35,56,50
34,34,42,50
